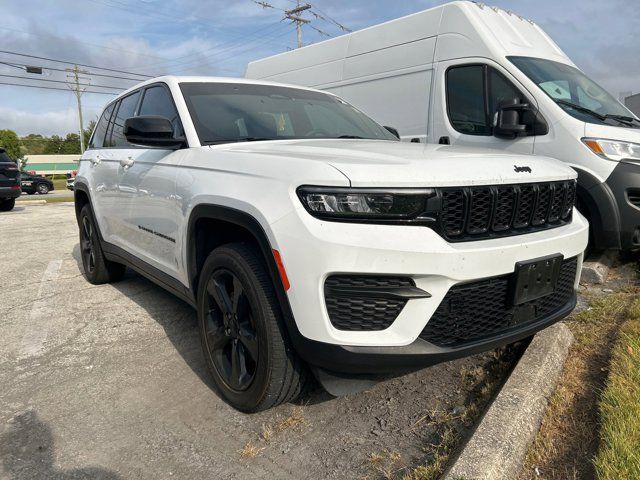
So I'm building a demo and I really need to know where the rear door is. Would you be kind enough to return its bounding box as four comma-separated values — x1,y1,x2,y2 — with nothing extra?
431,59,538,154
115,84,185,278
84,102,117,239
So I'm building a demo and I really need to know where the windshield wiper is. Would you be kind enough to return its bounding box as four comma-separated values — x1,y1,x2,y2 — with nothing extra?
556,100,640,127
556,100,606,121
202,137,279,145
337,135,364,139
603,114,640,127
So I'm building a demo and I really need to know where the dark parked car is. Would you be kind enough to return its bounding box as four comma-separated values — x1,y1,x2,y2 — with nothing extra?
0,148,21,211
20,171,54,195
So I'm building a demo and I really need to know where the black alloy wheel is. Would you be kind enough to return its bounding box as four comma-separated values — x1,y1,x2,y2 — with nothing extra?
80,215,96,274
203,269,259,392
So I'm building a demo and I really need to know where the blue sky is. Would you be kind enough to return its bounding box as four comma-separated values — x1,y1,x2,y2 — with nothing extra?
0,0,638,136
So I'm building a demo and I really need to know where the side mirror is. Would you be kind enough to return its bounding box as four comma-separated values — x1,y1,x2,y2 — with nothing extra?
384,126,400,139
124,116,186,149
494,99,531,139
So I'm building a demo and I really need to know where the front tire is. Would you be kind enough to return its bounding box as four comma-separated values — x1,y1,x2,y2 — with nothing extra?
79,204,126,284
0,198,15,211
197,243,305,412
37,183,50,194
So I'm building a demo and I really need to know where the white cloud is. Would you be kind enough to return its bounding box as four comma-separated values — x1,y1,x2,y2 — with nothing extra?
0,106,101,137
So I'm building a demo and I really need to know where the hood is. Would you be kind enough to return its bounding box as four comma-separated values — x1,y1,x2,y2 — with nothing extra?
214,139,576,187
584,123,640,144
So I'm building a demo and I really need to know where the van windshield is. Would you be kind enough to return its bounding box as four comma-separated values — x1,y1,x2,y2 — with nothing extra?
509,56,639,128
179,82,398,145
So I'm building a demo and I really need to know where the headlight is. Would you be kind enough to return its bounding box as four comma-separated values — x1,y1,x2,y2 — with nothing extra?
297,186,434,221
582,138,640,162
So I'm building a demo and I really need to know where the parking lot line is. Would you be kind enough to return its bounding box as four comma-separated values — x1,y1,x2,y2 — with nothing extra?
18,259,63,359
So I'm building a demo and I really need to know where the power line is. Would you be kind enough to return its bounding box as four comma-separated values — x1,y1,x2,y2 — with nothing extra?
0,81,118,95
0,61,148,82
0,50,152,78
0,73,123,91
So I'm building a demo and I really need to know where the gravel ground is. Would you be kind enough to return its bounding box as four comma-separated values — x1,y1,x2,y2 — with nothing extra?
0,202,513,480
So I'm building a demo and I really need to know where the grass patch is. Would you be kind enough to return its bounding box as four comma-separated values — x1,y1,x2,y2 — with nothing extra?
594,298,640,480
520,287,640,480
240,406,307,459
52,178,68,191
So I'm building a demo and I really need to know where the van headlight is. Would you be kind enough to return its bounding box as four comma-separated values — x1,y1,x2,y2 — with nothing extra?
297,186,433,221
582,138,640,163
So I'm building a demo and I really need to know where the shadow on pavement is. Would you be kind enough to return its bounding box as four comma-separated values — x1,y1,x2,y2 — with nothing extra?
70,241,331,409
0,410,121,480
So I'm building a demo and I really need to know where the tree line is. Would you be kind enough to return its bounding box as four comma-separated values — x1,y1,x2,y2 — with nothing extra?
0,120,96,161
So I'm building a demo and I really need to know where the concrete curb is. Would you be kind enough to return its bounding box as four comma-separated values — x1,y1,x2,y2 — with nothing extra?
16,200,47,205
444,322,574,480
580,250,615,284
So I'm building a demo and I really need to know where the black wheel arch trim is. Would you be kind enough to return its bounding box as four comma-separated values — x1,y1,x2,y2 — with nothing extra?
574,167,621,250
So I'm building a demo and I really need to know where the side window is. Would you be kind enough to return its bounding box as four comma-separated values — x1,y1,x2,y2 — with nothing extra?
89,103,115,149
139,86,182,136
446,66,490,135
106,91,141,148
447,65,527,136
489,69,524,115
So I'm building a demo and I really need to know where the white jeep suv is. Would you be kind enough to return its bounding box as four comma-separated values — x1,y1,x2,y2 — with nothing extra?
76,76,588,412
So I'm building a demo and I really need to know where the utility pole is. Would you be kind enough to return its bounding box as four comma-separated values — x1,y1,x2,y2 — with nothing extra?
285,1,311,48
66,65,89,153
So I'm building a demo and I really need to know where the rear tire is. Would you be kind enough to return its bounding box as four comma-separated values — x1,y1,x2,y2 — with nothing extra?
37,183,49,194
197,243,305,412
79,204,126,284
0,198,15,211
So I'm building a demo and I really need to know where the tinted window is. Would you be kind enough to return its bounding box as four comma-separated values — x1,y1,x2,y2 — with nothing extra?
106,91,140,147
447,65,528,136
179,82,397,144
447,66,490,135
0,150,11,162
139,86,182,135
90,103,115,149
489,69,524,115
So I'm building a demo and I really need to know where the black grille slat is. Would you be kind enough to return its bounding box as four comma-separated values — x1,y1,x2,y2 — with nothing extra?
561,182,576,219
442,190,466,237
438,181,575,242
532,184,552,226
628,189,640,208
419,257,578,347
324,275,413,331
492,187,516,231
467,188,493,234
548,184,564,223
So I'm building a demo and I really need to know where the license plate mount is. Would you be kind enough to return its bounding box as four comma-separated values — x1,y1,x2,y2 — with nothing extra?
512,254,564,305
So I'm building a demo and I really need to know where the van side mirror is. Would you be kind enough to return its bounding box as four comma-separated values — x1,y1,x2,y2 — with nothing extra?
494,99,549,139
384,126,400,139
494,100,530,139
124,116,186,149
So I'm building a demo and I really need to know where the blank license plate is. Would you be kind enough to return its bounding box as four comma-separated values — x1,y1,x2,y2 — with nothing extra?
513,254,563,305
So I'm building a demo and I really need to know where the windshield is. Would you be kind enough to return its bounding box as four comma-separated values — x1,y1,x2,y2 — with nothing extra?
179,82,398,144
509,56,638,127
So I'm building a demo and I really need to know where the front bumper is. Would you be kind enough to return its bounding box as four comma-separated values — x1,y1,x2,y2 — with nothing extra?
606,160,640,250
272,205,589,350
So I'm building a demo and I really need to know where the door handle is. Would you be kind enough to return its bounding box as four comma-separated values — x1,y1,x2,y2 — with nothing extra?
438,136,450,145
90,155,101,165
120,157,134,169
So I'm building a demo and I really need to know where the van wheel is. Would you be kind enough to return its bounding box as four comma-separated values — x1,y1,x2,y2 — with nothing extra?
79,204,126,284
197,243,305,412
0,198,15,211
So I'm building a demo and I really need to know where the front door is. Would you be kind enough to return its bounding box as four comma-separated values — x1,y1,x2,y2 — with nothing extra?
430,59,538,155
114,84,185,278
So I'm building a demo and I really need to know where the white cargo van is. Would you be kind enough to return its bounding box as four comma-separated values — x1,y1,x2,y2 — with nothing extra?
246,0,640,251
